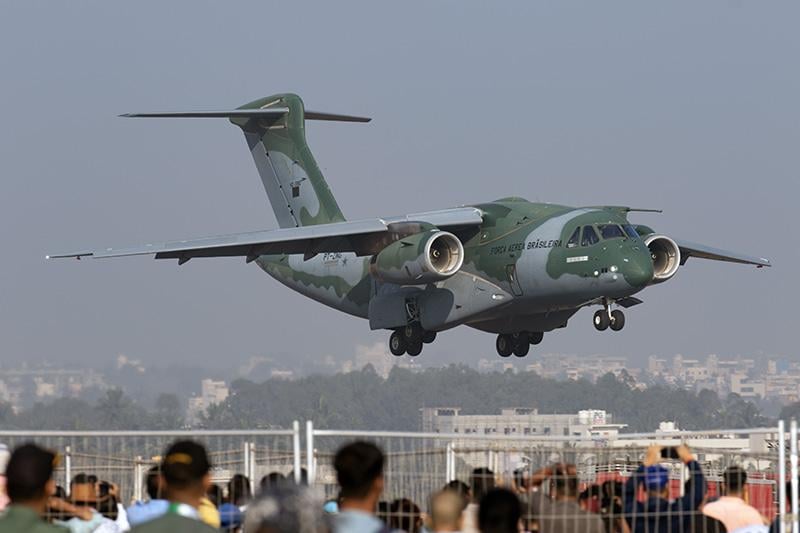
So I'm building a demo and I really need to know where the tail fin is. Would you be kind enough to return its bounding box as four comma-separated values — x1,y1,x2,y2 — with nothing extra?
232,93,366,228
123,93,370,228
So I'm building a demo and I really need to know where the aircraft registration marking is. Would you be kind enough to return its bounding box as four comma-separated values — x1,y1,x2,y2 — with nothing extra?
566,256,589,263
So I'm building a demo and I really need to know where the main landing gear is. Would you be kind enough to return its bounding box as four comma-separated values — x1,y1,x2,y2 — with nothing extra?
593,304,625,332
495,331,543,358
389,324,437,357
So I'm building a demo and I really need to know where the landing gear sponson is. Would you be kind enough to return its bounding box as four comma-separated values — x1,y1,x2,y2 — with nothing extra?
495,331,543,358
389,324,437,357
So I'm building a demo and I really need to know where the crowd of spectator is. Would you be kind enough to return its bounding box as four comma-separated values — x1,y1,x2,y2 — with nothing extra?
0,439,787,532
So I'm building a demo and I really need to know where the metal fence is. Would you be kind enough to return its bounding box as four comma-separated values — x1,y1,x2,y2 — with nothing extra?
1,421,799,532
0,424,301,502
307,420,800,533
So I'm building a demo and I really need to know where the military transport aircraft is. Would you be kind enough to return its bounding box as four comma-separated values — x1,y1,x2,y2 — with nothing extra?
49,93,770,358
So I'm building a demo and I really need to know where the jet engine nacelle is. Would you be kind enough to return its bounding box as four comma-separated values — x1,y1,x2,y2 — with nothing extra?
643,234,681,284
370,230,464,285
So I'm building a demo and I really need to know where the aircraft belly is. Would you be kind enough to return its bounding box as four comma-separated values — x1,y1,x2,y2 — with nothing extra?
256,253,371,318
417,272,513,332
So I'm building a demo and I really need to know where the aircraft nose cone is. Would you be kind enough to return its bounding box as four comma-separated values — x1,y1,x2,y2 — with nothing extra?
625,254,654,288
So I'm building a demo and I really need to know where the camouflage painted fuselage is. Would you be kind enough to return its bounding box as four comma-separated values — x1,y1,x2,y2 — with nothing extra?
256,198,653,334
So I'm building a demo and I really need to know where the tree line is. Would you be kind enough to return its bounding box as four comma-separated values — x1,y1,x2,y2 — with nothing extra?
0,365,788,432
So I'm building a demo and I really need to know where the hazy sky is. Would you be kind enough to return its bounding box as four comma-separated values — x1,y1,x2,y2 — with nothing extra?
1,1,796,371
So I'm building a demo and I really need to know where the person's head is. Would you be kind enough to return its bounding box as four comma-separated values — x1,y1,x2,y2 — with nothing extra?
244,483,326,533
430,490,464,532
470,467,495,503
146,465,163,500
160,440,212,503
227,473,252,506
259,472,285,492
549,463,579,499
723,466,747,497
69,473,98,508
444,480,470,502
95,482,119,520
478,488,521,533
207,483,224,507
333,441,384,507
5,443,57,509
389,498,423,533
644,465,670,499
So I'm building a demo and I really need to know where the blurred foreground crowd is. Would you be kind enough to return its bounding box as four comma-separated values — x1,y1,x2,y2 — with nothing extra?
0,439,788,533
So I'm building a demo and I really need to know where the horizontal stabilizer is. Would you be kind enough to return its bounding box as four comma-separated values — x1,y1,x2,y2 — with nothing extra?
676,240,771,268
120,109,370,123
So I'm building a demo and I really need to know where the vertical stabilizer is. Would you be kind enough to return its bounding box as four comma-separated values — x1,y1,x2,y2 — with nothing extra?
231,94,348,228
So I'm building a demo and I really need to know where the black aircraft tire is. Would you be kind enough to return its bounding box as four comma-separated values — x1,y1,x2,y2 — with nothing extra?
389,331,406,356
593,310,610,331
610,310,625,331
422,331,437,344
404,324,423,344
406,340,423,357
496,335,513,357
513,340,530,357
529,331,544,345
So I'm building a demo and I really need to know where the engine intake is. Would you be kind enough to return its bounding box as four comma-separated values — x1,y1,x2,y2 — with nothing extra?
370,230,464,285
643,234,681,283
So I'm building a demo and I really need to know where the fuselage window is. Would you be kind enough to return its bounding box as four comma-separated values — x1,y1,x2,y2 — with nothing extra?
581,226,599,247
599,224,625,240
623,224,640,239
566,227,581,248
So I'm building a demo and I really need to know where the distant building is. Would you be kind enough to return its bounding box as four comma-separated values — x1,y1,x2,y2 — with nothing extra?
420,407,626,438
186,379,230,425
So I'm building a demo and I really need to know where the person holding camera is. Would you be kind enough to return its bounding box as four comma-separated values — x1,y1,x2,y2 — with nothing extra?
623,445,707,533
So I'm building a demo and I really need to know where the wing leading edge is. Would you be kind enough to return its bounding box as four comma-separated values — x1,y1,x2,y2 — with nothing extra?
47,207,484,264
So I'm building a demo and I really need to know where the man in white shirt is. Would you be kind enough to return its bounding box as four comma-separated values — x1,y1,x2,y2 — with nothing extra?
703,466,767,532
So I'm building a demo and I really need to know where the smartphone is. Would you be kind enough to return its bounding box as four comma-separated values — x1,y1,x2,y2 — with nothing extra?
660,446,680,460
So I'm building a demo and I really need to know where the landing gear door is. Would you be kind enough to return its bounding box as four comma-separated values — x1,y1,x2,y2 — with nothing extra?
506,265,523,296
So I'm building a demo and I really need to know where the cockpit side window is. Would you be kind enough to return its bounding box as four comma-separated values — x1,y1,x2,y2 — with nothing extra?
566,227,581,248
581,226,599,247
623,224,640,239
599,224,625,240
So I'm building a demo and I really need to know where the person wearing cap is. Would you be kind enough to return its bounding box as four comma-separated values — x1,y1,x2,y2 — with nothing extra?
524,463,605,533
0,443,67,532
623,444,707,533
702,465,767,531
130,440,217,533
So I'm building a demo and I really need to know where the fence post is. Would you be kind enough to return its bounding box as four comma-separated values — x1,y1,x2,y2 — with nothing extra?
791,419,798,533
780,421,787,533
134,456,143,502
306,420,315,483
64,445,72,497
243,441,250,480
446,442,454,482
249,442,257,493
292,421,302,484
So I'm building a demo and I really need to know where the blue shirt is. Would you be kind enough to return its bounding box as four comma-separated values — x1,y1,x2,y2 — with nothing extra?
126,500,169,527
333,510,391,533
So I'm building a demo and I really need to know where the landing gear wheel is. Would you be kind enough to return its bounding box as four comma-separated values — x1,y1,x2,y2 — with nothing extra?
513,334,530,358
406,339,423,357
529,331,544,345
496,335,513,357
593,310,610,331
422,331,437,344
389,331,406,356
403,324,423,344
610,309,625,331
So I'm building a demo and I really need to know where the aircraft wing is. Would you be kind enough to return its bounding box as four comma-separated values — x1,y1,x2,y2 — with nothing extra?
676,239,771,268
47,207,483,264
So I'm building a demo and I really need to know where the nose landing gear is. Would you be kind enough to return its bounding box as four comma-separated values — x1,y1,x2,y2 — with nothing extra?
593,305,625,332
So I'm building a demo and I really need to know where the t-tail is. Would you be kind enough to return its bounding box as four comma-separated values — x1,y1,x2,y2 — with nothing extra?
122,93,370,228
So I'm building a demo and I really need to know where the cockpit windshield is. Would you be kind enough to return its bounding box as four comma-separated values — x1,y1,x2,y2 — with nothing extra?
581,226,599,247
598,224,626,240
623,224,640,239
